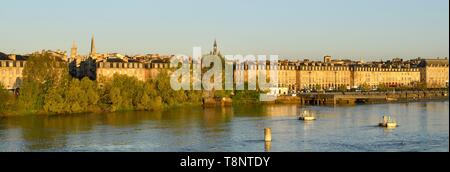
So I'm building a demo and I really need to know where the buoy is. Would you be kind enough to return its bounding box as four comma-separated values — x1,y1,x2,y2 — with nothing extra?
264,128,272,142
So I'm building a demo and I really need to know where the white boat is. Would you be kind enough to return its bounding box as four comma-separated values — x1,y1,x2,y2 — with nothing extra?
298,110,316,121
379,116,397,128
386,97,398,101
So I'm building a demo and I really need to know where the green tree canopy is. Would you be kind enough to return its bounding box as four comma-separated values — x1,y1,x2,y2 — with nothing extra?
0,83,12,115
18,52,68,112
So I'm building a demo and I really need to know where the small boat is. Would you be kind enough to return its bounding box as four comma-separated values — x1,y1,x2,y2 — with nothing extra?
386,98,398,101
379,116,397,128
298,110,316,121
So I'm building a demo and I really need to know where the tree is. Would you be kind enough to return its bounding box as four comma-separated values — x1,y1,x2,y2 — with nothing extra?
152,70,187,106
109,87,122,112
232,82,262,103
0,83,12,115
377,84,389,92
101,74,147,111
18,52,68,112
412,82,427,91
80,77,100,111
186,90,203,103
136,81,163,111
65,79,84,113
43,84,66,113
360,83,371,92
338,85,348,92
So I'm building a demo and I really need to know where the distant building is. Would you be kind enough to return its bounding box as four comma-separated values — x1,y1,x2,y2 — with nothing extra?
69,36,98,80
352,64,420,89
96,61,147,82
234,55,443,92
0,54,27,90
70,41,82,67
297,61,352,90
419,58,449,88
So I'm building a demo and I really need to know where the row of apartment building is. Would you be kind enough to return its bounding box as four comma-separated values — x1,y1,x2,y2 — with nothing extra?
253,58,446,92
1,51,449,92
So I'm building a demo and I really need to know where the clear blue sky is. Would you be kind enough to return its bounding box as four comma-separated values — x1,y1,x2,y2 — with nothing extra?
0,0,448,60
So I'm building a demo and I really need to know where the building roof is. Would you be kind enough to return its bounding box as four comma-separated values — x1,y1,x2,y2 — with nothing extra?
127,59,140,63
150,59,170,63
418,58,449,67
15,55,29,61
106,58,125,63
0,52,7,60
0,52,29,61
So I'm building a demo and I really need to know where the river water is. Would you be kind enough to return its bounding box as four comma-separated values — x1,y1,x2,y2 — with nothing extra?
0,101,448,152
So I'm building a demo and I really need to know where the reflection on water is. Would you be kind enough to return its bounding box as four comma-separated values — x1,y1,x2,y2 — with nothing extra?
0,102,448,152
265,141,271,152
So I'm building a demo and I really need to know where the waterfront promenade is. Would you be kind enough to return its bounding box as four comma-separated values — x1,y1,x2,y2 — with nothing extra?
276,90,449,105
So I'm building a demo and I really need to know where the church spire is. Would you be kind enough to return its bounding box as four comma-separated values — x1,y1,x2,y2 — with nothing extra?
90,35,96,57
212,39,219,55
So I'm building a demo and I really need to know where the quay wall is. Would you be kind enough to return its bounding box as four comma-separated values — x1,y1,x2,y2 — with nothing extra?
288,91,448,105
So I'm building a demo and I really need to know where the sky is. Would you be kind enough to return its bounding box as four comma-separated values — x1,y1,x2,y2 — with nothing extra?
0,0,448,61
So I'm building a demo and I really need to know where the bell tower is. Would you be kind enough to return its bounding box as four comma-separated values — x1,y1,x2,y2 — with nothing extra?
70,41,78,61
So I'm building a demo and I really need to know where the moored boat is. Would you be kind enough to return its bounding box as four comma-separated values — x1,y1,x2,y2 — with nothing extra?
298,110,316,121
386,97,398,101
379,116,397,128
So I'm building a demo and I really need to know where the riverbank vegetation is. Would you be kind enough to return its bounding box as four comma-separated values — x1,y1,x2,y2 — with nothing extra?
0,83,15,116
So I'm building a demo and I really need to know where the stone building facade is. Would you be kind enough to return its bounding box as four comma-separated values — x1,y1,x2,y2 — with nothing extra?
352,66,420,89
419,59,449,88
277,62,298,91
230,56,444,94
297,63,352,90
95,58,172,83
96,61,147,82
0,58,26,90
